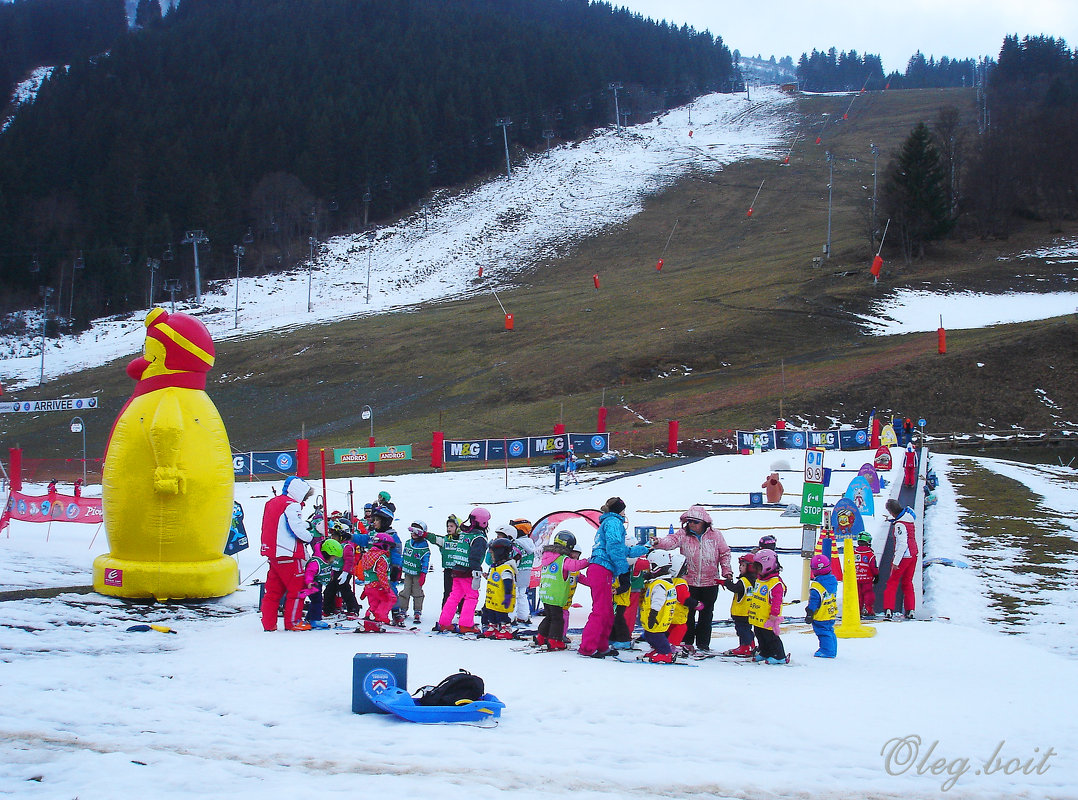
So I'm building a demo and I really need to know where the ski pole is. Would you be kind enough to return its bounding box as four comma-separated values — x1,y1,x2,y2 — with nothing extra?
241,558,269,585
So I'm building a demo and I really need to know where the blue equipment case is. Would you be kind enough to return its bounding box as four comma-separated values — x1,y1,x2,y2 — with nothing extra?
352,652,408,714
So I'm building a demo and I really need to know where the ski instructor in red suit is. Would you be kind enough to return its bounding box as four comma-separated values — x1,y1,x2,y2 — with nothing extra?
260,476,314,631
902,444,917,488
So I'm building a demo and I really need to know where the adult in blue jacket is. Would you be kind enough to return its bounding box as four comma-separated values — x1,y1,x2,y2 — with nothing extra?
579,497,649,657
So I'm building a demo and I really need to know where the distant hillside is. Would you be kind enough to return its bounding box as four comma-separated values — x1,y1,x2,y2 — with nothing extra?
0,0,739,326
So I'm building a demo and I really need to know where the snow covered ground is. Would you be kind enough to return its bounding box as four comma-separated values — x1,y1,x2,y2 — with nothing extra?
0,88,795,389
2,448,1076,799
858,288,1078,335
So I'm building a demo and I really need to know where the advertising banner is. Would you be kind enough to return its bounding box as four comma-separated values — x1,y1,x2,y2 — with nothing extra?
232,451,298,476
736,430,778,451
0,397,99,413
838,428,870,450
443,433,610,463
2,490,103,524
333,445,413,465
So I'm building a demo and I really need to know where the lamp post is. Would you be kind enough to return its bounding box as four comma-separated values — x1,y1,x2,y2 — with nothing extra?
70,416,86,485
362,405,375,476
69,251,84,318
182,230,208,304
307,236,316,312
365,230,375,304
496,118,512,179
38,285,54,386
147,257,160,307
870,143,880,238
609,82,623,132
825,150,835,259
164,278,181,312
232,244,244,328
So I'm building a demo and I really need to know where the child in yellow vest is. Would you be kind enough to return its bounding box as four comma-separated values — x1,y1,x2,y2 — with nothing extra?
747,549,789,664
666,553,698,656
481,538,517,639
639,551,681,663
721,552,757,658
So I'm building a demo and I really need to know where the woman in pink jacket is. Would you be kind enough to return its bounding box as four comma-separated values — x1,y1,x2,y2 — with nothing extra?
653,505,732,653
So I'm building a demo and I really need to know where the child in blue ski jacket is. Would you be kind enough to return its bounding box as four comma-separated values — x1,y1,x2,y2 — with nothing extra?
806,554,838,658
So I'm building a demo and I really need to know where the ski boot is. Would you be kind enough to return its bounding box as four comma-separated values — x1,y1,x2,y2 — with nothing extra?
904,610,916,620
610,640,634,651
547,639,567,651
494,625,516,640
765,655,791,665
412,613,421,625
290,621,312,631
362,618,384,633
482,626,498,639
883,610,893,620
309,620,331,630
645,651,674,663
533,633,548,647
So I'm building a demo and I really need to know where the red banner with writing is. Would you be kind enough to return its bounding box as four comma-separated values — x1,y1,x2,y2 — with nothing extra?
2,489,103,529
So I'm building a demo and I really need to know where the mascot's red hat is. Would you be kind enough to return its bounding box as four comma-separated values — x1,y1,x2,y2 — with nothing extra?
144,308,215,373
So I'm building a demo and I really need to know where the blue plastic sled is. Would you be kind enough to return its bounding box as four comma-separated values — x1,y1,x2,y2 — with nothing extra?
372,687,506,724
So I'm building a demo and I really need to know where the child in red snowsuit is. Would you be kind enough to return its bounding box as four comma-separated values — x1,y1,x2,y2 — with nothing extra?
360,533,397,631
854,531,879,618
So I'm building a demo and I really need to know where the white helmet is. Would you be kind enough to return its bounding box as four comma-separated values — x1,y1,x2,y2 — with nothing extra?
647,550,673,574
668,552,687,577
493,523,517,539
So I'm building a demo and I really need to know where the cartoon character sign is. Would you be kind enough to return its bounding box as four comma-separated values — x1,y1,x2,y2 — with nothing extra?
831,497,866,540
873,446,893,471
844,476,875,517
93,308,237,601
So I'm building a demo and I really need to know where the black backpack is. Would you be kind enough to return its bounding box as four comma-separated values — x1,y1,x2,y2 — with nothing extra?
413,669,485,706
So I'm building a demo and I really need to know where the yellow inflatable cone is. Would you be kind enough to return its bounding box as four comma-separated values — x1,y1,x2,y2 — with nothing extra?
835,537,876,638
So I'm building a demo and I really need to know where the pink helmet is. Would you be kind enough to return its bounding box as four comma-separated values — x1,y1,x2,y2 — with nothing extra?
679,505,713,528
810,554,831,576
466,507,491,529
754,549,779,576
373,532,395,549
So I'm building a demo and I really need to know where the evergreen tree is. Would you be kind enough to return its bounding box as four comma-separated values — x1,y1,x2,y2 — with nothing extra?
882,122,953,262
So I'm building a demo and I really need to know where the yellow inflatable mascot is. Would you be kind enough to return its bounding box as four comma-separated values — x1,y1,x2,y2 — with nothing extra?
93,308,238,600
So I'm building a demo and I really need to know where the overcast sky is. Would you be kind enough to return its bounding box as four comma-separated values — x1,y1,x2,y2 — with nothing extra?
616,0,1076,73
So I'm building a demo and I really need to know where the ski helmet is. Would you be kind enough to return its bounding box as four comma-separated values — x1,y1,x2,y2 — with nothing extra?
510,519,533,537
551,531,576,550
857,531,873,544
378,490,392,504
754,548,779,576
363,503,374,512
810,554,831,576
408,521,428,537
373,532,395,549
758,534,777,550
494,523,517,539
647,550,673,574
738,552,755,569
668,552,687,577
467,507,491,529
371,506,394,526
447,514,461,530
679,505,713,528
488,537,513,563
321,539,343,558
